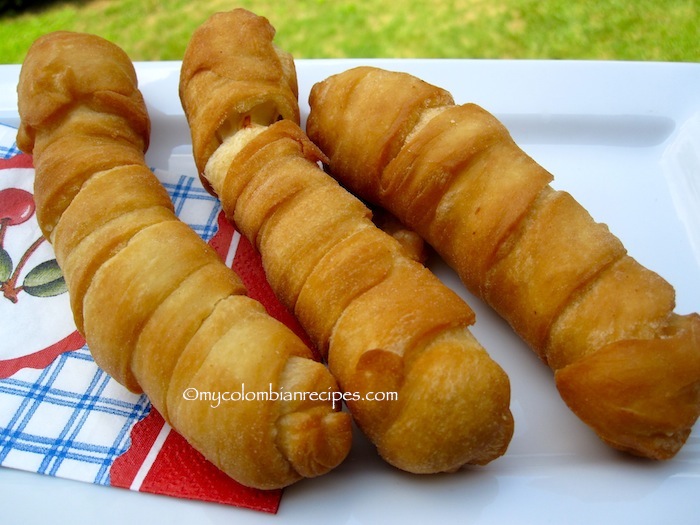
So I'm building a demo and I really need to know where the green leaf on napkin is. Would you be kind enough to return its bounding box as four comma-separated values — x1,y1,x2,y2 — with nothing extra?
0,247,12,282
22,259,67,297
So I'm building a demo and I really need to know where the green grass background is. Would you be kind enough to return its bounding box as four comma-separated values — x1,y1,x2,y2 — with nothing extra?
1,0,698,64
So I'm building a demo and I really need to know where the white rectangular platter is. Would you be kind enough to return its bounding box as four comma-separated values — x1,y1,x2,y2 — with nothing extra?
1,58,699,525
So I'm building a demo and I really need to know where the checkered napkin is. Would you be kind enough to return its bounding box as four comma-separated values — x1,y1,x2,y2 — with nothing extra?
0,122,297,513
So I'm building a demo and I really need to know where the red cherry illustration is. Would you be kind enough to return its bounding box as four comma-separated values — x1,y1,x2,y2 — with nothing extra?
0,187,35,227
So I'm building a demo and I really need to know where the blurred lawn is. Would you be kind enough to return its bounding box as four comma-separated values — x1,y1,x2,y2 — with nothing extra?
1,0,698,64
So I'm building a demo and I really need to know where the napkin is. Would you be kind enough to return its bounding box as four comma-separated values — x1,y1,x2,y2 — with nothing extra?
0,122,299,513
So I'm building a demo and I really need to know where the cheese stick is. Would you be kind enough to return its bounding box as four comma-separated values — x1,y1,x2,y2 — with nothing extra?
306,65,700,460
16,30,352,490
179,9,514,474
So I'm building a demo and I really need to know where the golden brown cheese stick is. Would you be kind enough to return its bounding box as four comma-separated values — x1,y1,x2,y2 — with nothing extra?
17,30,351,490
179,9,514,473
306,66,700,460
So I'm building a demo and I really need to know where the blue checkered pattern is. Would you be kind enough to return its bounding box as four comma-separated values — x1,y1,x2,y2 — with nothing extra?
0,123,222,485
0,347,151,484
0,142,20,159
160,172,221,242
0,125,20,159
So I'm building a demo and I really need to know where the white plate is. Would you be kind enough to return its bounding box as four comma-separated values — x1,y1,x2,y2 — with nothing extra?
1,59,699,524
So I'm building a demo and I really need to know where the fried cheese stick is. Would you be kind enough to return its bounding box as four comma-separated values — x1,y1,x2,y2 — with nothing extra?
307,66,700,460
179,9,514,473
16,30,352,489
